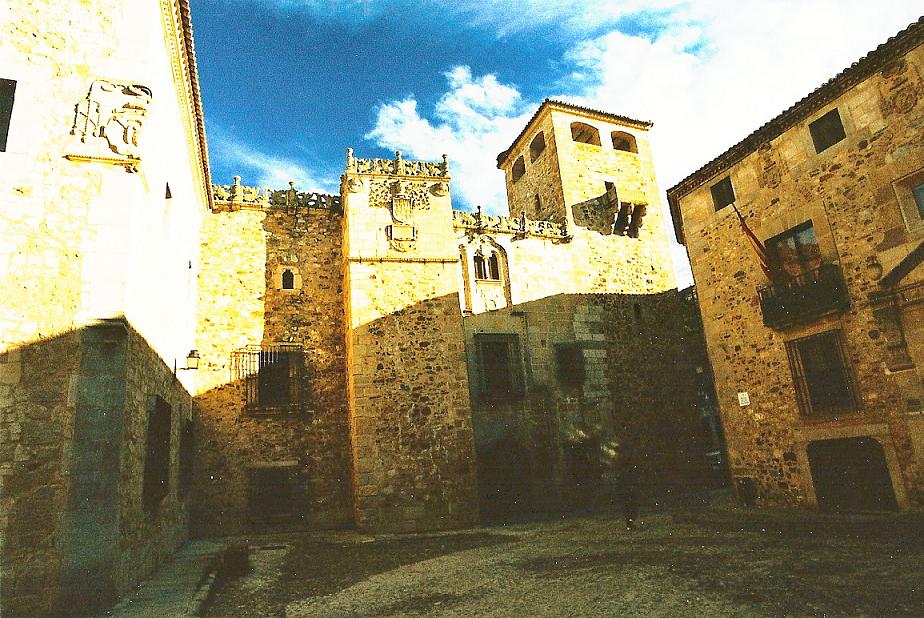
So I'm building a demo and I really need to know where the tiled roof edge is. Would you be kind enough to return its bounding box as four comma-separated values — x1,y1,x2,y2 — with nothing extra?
497,99,653,167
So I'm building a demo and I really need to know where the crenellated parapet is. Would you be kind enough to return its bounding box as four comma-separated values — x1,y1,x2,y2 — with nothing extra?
211,176,342,213
346,148,450,178
452,208,569,240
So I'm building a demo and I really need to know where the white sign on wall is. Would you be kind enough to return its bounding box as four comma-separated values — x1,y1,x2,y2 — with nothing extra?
738,392,751,407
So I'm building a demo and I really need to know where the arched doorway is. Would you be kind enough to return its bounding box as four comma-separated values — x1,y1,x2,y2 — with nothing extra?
807,437,898,512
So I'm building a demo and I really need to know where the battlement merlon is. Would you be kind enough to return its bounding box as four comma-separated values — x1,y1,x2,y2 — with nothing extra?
211,176,342,213
344,148,451,179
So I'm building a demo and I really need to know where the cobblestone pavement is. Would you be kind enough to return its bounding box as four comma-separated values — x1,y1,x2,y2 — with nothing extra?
205,504,924,617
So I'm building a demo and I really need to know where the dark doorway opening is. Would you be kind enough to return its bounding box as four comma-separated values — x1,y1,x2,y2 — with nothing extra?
807,437,898,512
477,438,532,523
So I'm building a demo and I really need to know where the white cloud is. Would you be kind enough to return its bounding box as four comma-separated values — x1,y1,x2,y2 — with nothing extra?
566,1,924,190
365,67,531,212
364,2,922,287
209,129,335,193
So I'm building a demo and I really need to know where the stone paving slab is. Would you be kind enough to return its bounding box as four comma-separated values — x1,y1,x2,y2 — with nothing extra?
103,540,223,617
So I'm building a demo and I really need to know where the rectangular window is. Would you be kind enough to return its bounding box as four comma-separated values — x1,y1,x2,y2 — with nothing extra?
143,396,172,512
178,420,194,498
555,343,585,387
891,171,924,232
786,331,856,417
232,344,305,411
914,182,924,220
766,221,822,279
0,78,16,152
710,176,735,211
809,108,846,153
248,465,295,521
475,334,523,402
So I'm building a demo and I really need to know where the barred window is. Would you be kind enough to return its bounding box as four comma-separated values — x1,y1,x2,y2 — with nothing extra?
475,334,524,402
786,330,856,417
232,344,306,412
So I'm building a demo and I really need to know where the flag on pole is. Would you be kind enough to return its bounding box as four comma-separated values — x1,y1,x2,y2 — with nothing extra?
732,203,778,282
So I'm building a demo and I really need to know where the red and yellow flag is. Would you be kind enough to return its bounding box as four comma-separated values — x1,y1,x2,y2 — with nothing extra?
732,204,778,282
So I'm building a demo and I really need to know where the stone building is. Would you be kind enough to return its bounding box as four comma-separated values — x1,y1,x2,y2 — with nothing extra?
0,0,209,614
668,18,924,512
1,1,714,614
194,100,713,533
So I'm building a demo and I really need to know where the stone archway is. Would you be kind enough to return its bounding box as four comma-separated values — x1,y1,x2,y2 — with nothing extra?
807,437,898,512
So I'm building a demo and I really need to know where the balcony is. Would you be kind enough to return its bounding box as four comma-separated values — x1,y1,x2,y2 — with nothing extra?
757,263,849,329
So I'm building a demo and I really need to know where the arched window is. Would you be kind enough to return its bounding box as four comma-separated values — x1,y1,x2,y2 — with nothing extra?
474,254,487,280
511,156,526,182
611,131,638,153
487,253,500,280
570,122,601,146
534,193,542,215
282,269,295,290
529,132,546,161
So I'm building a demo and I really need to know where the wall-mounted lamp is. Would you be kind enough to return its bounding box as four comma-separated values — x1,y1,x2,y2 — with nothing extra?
174,349,200,375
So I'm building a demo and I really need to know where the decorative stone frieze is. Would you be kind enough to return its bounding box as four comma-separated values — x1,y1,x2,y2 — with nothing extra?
452,209,569,239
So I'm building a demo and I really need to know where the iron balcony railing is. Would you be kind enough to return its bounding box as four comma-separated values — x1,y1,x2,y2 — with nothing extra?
757,263,849,329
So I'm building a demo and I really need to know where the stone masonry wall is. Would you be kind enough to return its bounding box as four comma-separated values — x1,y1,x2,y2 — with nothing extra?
1,1,206,613
676,41,924,508
117,325,193,602
194,201,353,535
464,287,709,518
342,165,479,533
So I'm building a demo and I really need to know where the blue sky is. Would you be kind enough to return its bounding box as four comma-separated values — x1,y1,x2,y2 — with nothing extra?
191,1,922,285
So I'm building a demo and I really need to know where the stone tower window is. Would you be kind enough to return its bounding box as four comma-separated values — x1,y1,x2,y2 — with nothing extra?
474,254,486,280
570,122,601,146
511,155,526,182
282,269,295,290
611,131,637,153
0,78,16,152
487,253,501,280
143,396,172,512
534,193,542,215
529,132,546,161
809,108,846,153
710,176,735,211
473,252,501,281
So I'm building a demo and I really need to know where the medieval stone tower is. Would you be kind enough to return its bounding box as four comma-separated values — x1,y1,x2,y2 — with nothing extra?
340,151,479,532
496,100,676,295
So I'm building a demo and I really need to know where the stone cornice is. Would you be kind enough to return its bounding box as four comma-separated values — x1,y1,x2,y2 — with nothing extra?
161,0,212,210
497,99,653,168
